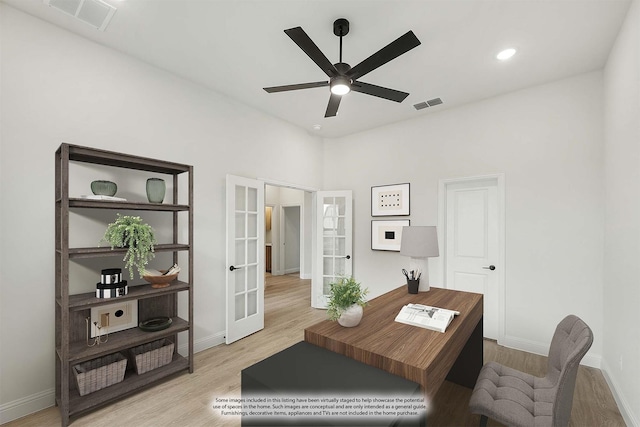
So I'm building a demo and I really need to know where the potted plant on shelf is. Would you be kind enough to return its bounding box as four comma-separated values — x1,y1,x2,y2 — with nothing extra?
101,214,156,279
327,276,368,327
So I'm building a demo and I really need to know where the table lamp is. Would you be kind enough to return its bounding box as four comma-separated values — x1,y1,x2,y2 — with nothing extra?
400,226,439,293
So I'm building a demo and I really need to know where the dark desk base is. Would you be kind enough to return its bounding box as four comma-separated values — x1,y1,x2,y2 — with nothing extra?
446,315,483,389
241,341,423,426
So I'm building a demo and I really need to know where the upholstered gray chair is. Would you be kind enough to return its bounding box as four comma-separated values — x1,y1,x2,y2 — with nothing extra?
469,315,593,427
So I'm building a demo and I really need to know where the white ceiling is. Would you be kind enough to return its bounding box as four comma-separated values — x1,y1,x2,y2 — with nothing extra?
3,0,631,138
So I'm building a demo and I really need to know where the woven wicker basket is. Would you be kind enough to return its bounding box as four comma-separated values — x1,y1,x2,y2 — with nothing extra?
73,352,127,396
131,339,174,375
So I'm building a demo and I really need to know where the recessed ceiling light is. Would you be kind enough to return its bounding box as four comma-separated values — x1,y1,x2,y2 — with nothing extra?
496,48,517,61
312,124,322,131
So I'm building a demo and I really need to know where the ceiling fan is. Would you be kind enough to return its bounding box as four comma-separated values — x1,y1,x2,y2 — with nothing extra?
263,18,421,118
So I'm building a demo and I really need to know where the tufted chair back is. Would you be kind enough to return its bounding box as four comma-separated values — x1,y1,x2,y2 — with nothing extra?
546,315,593,426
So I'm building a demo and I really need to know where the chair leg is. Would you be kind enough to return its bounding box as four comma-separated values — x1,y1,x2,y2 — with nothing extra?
479,414,488,427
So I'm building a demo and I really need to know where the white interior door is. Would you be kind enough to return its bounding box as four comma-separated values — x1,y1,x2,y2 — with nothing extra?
445,179,500,339
225,174,264,344
312,191,353,308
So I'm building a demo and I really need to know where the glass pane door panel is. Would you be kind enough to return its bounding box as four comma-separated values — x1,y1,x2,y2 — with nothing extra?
336,237,345,255
323,277,333,295
323,257,334,275
335,258,346,276
235,240,246,266
336,218,345,235
247,291,258,316
247,265,258,291
247,239,258,264
235,186,246,211
235,294,246,321
323,237,334,255
235,213,246,238
335,197,346,215
234,269,246,293
247,187,257,212
323,196,335,206
247,213,258,238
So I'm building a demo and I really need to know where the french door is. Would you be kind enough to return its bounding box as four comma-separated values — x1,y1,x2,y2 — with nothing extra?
225,175,265,344
312,191,353,308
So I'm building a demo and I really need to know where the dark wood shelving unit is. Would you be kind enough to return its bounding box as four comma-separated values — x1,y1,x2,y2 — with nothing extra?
63,243,190,259
55,143,194,426
62,282,191,310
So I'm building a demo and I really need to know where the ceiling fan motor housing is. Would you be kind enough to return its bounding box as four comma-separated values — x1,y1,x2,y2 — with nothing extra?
333,18,349,37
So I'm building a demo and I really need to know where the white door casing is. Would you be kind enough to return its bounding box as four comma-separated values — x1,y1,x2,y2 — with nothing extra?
312,191,353,309
438,175,505,341
225,174,265,344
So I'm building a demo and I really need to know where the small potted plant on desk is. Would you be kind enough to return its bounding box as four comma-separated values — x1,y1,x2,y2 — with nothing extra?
102,214,156,279
327,277,368,327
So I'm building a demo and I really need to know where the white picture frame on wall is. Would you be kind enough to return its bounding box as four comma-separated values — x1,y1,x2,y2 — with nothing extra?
371,183,410,216
371,219,410,251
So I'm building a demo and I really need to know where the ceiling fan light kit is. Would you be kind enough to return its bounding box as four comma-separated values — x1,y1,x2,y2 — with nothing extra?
264,18,421,118
330,76,352,95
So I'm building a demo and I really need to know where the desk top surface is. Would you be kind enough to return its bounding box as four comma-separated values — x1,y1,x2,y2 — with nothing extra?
304,286,483,397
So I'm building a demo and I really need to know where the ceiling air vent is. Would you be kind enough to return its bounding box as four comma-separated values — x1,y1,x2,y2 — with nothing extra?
44,0,117,31
414,98,443,111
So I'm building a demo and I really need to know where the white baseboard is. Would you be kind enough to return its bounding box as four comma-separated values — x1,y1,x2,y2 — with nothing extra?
284,268,300,275
601,359,639,427
499,334,601,368
300,273,312,280
0,388,55,424
178,331,226,356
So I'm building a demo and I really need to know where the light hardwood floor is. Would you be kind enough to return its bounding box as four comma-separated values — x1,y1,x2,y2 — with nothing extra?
5,274,625,426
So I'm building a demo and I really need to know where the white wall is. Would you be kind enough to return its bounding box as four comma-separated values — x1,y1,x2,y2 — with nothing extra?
324,72,605,364
283,206,301,273
0,5,323,421
603,0,640,424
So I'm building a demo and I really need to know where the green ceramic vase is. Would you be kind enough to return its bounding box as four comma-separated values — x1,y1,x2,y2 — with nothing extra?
146,178,165,203
91,180,117,196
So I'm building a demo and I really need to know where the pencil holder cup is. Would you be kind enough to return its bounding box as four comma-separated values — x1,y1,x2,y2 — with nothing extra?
407,279,420,294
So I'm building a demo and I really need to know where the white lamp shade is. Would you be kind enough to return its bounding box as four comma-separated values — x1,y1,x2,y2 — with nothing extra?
400,226,439,258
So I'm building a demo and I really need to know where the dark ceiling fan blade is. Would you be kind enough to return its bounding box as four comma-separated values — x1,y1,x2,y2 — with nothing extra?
351,81,409,102
285,27,339,78
347,31,421,81
325,93,342,117
264,81,329,93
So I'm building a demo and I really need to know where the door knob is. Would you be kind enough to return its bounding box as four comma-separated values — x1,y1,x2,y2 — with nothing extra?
345,255,351,260
482,265,496,271
229,265,242,271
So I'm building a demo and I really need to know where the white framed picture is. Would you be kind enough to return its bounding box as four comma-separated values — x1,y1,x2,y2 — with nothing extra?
371,183,410,216
90,300,138,337
371,219,410,251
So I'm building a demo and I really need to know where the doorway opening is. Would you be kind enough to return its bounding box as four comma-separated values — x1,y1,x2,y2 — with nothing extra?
264,184,311,279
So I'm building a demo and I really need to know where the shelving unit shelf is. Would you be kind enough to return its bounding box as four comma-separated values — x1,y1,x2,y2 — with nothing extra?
55,143,194,426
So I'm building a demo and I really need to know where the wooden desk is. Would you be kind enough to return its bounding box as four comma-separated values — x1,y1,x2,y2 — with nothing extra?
304,286,483,401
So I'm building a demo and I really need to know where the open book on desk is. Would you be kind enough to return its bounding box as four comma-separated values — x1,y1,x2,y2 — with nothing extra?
394,303,460,333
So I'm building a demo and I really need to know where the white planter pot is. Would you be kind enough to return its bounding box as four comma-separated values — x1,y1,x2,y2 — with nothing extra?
338,304,363,327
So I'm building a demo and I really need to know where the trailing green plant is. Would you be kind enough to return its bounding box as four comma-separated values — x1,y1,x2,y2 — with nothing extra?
327,276,368,321
101,214,156,279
